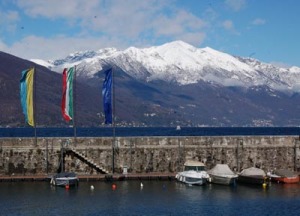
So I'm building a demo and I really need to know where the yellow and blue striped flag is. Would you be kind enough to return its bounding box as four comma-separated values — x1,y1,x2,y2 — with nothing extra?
20,68,35,126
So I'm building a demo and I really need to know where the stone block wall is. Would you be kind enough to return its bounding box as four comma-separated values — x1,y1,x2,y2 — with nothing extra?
0,136,300,175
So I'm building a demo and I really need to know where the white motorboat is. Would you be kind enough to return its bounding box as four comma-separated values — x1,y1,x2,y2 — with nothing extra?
176,160,209,185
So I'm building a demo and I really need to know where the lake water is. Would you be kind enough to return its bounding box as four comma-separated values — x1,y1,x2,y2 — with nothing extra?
0,180,300,215
1,127,300,137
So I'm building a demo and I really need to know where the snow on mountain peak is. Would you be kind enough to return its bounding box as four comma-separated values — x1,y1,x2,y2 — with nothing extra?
290,66,300,73
30,59,54,68
155,40,197,52
32,40,300,92
130,42,257,85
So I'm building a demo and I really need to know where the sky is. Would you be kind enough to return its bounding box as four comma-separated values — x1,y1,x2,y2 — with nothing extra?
0,0,299,67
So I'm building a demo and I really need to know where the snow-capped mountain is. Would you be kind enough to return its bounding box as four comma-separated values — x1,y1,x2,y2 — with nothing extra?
31,40,300,92
3,47,300,127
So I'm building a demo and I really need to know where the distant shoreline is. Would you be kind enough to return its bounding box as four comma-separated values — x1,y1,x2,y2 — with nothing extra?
1,126,300,137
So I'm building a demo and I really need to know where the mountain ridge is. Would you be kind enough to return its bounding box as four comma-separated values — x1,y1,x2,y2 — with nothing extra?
31,40,300,92
2,42,300,127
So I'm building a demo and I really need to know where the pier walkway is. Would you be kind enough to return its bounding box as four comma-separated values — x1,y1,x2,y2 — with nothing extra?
0,172,176,182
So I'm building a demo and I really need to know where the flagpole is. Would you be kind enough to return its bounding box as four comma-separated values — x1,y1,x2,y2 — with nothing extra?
33,67,37,147
73,66,77,145
112,67,115,174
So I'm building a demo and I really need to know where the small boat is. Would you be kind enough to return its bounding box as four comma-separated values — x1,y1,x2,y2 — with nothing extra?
176,125,181,130
50,172,79,187
175,160,209,185
267,169,299,184
238,167,268,186
207,164,238,185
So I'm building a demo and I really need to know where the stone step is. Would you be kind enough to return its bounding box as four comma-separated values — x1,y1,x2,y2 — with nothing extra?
69,148,109,174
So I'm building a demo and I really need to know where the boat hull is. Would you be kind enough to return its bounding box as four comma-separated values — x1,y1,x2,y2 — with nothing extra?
209,174,237,185
238,175,267,185
50,172,79,187
51,177,79,187
176,171,208,186
270,176,299,184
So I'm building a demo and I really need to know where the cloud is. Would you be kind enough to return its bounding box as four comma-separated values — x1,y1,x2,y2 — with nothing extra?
14,0,206,41
0,10,20,34
0,39,8,50
2,31,206,61
175,32,206,47
270,61,291,69
222,20,239,35
4,10,19,22
225,0,246,11
222,20,234,30
203,8,219,22
152,10,207,45
251,18,266,25
203,74,245,87
1,0,208,59
15,0,173,38
16,0,101,19
1,35,128,60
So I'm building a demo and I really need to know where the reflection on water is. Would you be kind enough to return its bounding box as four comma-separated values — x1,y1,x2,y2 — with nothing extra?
0,181,300,215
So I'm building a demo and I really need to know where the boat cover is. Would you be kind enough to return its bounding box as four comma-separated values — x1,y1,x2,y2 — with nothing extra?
240,167,266,176
274,169,297,177
208,164,235,175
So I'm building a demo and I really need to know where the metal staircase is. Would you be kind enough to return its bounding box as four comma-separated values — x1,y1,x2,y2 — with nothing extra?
67,148,109,174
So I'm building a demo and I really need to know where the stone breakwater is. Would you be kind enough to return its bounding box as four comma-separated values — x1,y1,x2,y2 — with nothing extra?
0,136,300,176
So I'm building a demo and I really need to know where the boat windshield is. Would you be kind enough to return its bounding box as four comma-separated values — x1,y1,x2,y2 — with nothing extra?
184,166,205,171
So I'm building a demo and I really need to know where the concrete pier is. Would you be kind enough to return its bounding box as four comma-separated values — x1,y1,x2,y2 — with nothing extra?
0,136,300,176
0,173,176,182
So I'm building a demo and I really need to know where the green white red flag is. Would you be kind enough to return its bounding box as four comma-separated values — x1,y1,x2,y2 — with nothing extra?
61,67,75,122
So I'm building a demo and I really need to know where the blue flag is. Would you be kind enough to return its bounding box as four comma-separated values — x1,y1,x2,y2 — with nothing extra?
102,68,113,124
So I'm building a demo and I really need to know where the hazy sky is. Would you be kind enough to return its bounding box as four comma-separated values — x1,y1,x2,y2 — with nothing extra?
0,0,299,67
